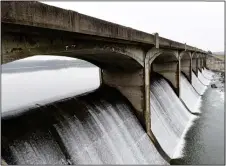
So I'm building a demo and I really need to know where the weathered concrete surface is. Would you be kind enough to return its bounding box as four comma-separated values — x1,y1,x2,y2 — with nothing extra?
191,53,199,76
180,51,192,83
149,49,180,96
2,1,219,163
198,54,204,71
198,59,202,72
2,23,146,70
1,1,207,65
102,69,146,126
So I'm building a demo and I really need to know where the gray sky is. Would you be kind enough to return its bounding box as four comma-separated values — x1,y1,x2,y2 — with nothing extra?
42,1,224,52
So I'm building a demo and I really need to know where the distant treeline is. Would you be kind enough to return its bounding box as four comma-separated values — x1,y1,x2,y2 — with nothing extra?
2,59,97,74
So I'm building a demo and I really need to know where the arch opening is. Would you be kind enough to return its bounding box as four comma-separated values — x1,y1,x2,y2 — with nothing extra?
150,50,180,96
191,53,199,76
180,51,192,83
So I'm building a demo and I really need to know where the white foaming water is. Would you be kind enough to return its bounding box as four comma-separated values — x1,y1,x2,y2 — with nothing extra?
198,71,211,86
202,68,215,79
216,90,224,101
180,74,201,113
2,56,100,113
192,72,207,95
2,87,167,165
150,77,196,158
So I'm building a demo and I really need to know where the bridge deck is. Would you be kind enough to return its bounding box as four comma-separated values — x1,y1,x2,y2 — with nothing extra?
1,1,206,54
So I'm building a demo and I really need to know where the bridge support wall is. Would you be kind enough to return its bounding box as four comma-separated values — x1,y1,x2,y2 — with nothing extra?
181,59,192,83
102,69,146,127
152,62,180,97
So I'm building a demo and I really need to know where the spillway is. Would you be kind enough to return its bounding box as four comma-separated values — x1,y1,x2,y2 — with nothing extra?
2,56,215,165
202,68,215,79
1,86,167,165
192,72,207,95
180,73,201,113
150,74,195,159
198,71,211,86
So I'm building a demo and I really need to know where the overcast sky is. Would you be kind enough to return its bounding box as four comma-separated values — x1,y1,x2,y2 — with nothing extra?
42,1,224,52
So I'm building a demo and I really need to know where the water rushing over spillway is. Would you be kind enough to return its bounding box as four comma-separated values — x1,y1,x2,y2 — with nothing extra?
180,73,201,113
1,56,215,165
198,71,211,86
202,68,215,79
150,74,196,159
192,72,207,95
2,86,167,165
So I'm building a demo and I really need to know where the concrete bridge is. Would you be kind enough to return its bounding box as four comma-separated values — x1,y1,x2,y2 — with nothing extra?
1,1,216,148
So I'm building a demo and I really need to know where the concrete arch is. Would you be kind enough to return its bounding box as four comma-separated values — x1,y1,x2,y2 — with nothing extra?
179,51,192,60
57,45,145,72
148,49,179,64
146,48,180,96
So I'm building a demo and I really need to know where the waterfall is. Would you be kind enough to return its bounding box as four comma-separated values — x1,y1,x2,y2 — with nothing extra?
202,68,215,80
1,86,167,165
198,71,211,86
150,74,196,159
192,72,207,95
180,73,201,113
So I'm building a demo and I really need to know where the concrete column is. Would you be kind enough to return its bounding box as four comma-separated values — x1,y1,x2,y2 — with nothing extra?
180,52,192,83
203,55,207,68
191,52,198,76
102,69,146,127
197,54,202,72
192,58,197,76
189,58,192,83
196,58,199,72
201,58,204,70
99,69,103,85
177,59,181,97
144,55,151,135
195,58,199,76
201,57,203,71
